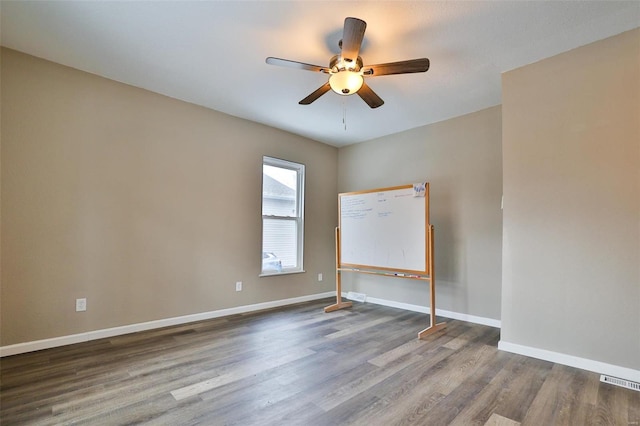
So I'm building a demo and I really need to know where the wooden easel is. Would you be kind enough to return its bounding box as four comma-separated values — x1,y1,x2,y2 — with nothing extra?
418,224,447,338
324,224,446,339
324,227,353,313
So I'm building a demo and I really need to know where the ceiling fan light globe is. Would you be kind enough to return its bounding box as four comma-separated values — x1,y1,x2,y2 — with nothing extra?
329,71,364,95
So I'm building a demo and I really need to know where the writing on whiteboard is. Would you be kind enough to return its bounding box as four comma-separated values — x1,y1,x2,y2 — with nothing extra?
339,186,427,273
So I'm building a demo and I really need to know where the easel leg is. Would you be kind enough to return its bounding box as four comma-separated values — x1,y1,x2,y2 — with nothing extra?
418,321,447,338
418,225,446,339
417,279,446,338
325,227,352,313
324,300,352,313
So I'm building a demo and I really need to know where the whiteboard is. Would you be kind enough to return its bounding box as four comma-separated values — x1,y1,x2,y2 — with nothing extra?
339,184,429,274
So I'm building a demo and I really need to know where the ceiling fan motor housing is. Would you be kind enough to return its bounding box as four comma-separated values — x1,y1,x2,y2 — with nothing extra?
329,55,364,95
329,55,363,72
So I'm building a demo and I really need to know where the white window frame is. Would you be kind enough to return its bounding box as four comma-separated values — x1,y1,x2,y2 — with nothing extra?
261,156,305,276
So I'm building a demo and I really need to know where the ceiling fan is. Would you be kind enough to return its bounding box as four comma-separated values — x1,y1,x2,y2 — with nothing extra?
266,17,430,109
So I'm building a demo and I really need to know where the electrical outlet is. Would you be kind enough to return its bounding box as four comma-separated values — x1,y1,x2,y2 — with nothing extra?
76,298,87,312
318,273,323,281
235,281,242,292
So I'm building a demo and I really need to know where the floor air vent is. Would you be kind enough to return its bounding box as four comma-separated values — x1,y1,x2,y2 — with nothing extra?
346,292,366,303
600,375,640,392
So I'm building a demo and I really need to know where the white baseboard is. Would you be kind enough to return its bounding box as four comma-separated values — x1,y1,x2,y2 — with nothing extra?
0,292,335,357
498,340,640,384
346,293,501,328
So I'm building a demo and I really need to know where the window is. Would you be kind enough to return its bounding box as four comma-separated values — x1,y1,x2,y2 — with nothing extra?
261,156,305,275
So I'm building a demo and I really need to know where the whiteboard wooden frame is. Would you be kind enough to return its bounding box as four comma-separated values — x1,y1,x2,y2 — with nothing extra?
324,184,446,339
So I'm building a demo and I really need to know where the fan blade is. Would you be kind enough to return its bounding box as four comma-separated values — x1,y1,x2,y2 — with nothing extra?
357,82,384,108
362,58,430,76
266,57,330,73
299,82,332,105
341,17,366,64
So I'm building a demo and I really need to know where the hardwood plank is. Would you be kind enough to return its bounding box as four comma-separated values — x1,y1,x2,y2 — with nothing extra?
324,315,396,339
629,388,640,426
592,377,631,426
2,298,636,426
170,347,316,400
447,354,551,425
316,353,424,411
485,413,521,426
367,337,427,367
520,363,606,426
405,346,508,425
431,343,500,395
323,346,456,425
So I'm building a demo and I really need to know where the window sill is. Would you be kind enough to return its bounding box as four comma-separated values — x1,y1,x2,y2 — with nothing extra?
259,270,306,278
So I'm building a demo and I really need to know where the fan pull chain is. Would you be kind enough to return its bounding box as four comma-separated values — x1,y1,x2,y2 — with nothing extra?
342,98,347,131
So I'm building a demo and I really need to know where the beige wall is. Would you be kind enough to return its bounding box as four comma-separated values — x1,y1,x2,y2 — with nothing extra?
338,106,503,321
501,29,640,370
1,48,338,346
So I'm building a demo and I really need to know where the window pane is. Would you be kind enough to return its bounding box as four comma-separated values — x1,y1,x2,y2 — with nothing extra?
262,218,297,269
262,165,297,217
261,156,304,275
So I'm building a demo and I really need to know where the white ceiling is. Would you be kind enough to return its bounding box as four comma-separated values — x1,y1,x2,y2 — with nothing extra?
2,1,639,147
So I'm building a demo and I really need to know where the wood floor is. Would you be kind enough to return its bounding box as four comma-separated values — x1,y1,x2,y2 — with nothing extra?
1,299,638,425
